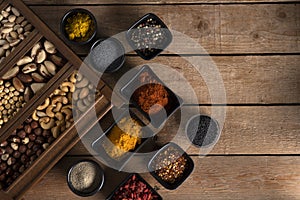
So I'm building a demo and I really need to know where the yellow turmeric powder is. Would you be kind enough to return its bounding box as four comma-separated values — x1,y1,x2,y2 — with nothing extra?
104,117,142,159
65,12,93,41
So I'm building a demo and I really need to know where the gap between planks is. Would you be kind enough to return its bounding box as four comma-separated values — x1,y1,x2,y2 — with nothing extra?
22,0,300,5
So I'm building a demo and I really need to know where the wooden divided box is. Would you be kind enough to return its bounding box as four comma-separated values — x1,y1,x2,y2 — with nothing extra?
0,0,113,199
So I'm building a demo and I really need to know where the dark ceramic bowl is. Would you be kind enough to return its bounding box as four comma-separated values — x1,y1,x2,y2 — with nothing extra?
90,38,125,73
148,142,194,190
91,111,153,170
120,65,183,128
126,13,172,60
186,114,220,148
61,8,97,45
106,173,162,200
67,159,104,197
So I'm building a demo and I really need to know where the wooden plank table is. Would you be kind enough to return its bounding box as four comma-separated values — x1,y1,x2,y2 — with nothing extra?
6,0,299,199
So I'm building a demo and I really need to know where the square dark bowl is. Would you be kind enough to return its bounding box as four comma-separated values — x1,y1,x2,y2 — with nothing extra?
106,173,162,200
126,13,172,60
148,142,194,190
120,65,183,128
91,111,153,170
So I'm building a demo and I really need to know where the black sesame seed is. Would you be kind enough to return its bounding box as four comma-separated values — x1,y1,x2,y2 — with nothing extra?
187,115,219,147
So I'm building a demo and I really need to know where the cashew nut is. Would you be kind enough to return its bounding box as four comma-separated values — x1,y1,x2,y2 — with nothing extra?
79,87,89,99
51,126,60,138
67,92,72,103
53,89,64,96
36,111,47,117
75,72,83,82
69,72,77,83
61,125,66,132
55,120,65,127
39,116,50,123
55,112,64,121
46,104,56,118
61,107,72,120
37,98,50,110
77,99,88,112
72,89,80,101
60,86,69,93
61,82,75,93
62,105,72,110
40,117,55,130
76,77,89,88
66,121,72,129
83,98,92,107
52,96,68,104
32,110,39,121
53,102,62,112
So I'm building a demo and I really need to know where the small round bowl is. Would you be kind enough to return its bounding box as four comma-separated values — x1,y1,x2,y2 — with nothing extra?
89,38,125,73
61,8,97,45
67,160,104,197
185,114,220,148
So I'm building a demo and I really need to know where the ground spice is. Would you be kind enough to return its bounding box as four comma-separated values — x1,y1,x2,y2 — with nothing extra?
132,72,169,115
65,12,93,41
104,117,142,159
69,161,99,192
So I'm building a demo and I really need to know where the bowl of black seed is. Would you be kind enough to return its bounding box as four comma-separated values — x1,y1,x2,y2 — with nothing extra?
185,114,220,148
126,13,172,60
67,160,104,197
89,37,125,73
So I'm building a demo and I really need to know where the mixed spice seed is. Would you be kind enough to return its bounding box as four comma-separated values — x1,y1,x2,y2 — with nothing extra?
153,146,187,184
129,17,170,59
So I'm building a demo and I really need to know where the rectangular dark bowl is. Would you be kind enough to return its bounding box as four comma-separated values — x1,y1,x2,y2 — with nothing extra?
126,13,172,60
91,111,153,171
120,65,183,128
106,173,163,200
148,142,194,190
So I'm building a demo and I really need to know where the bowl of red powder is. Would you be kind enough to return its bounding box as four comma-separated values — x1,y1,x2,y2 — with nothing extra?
120,65,183,128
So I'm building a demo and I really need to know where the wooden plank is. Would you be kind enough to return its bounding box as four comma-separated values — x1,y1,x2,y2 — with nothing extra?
28,4,300,54
22,156,300,200
98,55,300,104
22,0,300,5
68,106,300,155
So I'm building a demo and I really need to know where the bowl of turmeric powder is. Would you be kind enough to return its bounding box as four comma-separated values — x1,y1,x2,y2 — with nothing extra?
91,111,153,170
61,8,97,45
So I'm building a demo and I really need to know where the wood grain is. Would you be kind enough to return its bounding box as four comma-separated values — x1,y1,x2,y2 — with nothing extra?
68,106,300,155
28,4,300,55
22,156,300,200
22,0,300,5
98,55,300,104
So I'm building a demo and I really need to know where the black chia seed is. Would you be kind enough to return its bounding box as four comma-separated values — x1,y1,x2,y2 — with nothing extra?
90,38,124,73
186,115,219,147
